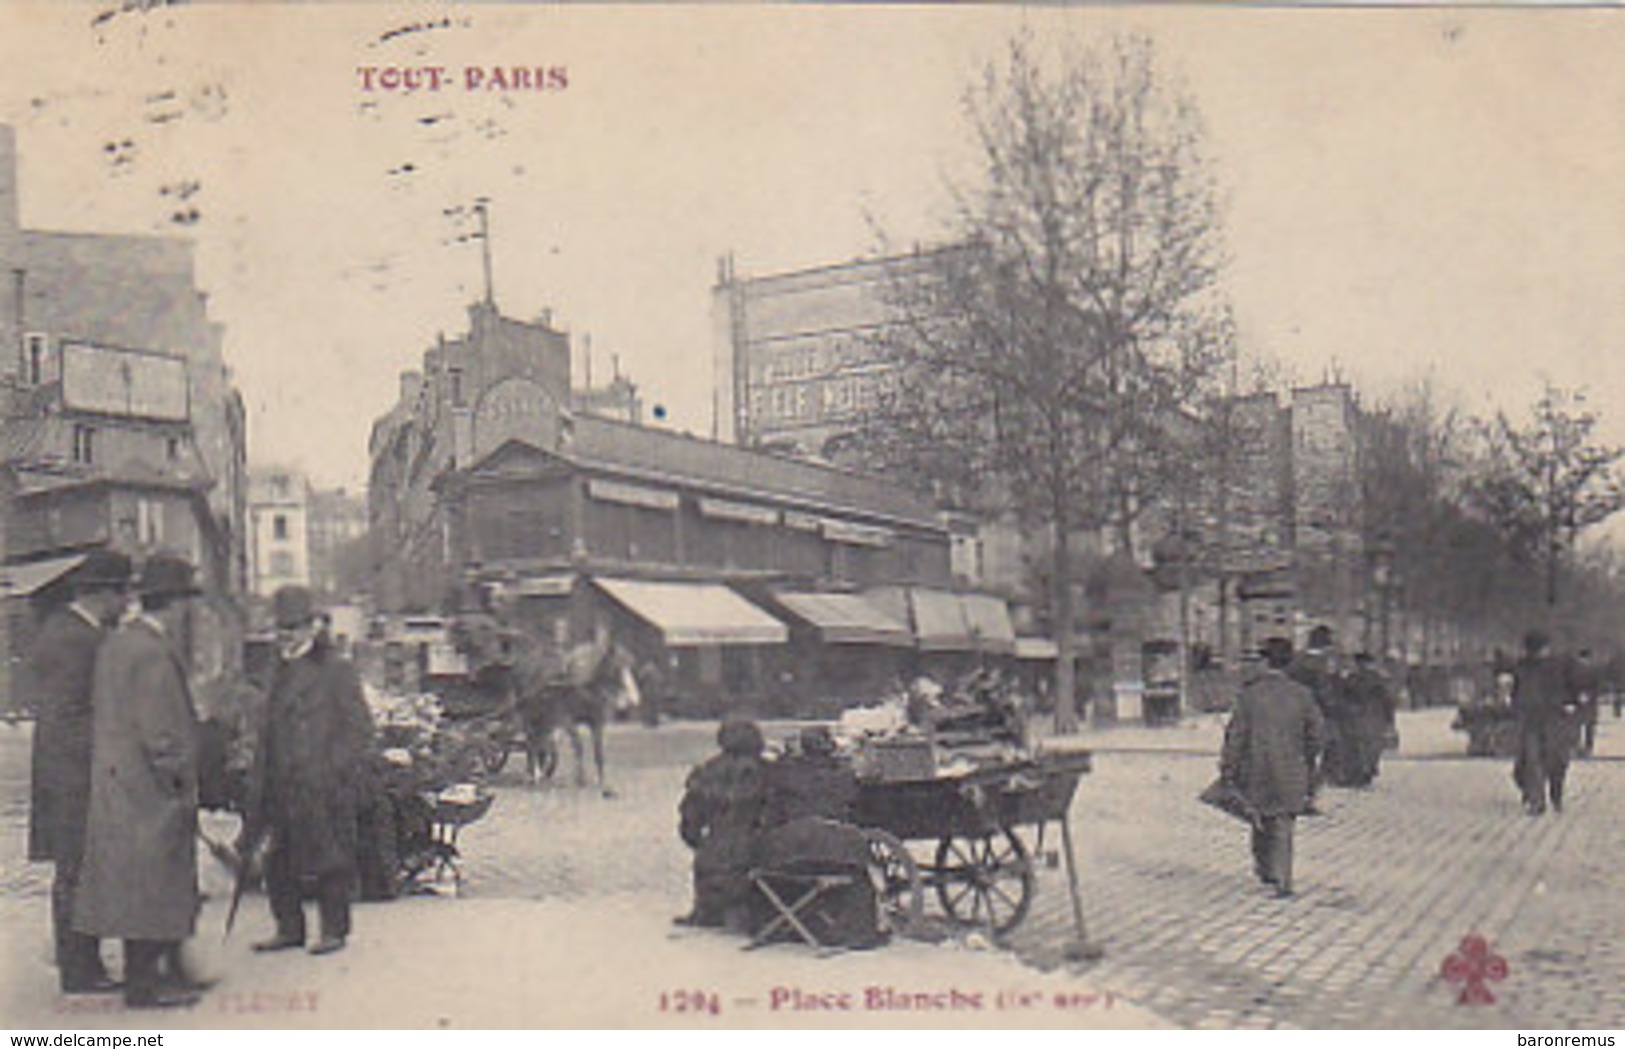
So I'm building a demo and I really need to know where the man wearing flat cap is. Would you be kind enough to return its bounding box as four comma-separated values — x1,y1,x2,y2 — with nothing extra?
27,549,130,995
244,585,374,956
74,554,205,1009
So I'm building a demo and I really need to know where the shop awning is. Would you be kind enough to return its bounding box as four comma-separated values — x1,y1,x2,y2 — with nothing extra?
960,593,1016,655
2,554,89,598
510,572,576,598
595,578,787,647
774,591,912,647
1015,637,1060,661
909,588,976,652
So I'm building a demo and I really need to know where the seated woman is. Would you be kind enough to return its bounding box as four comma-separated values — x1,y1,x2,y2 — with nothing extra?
754,727,884,949
676,720,769,931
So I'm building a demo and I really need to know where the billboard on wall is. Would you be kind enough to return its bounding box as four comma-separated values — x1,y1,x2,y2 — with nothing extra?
61,342,189,422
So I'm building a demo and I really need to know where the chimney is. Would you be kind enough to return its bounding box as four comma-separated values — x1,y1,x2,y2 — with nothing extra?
0,125,19,255
399,370,423,406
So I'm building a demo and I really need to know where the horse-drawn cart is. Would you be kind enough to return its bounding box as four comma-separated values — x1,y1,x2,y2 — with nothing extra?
852,749,1095,946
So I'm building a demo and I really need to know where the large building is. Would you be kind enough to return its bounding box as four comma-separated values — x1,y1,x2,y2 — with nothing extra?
369,299,1016,710
0,125,248,707
712,252,937,457
711,250,1387,716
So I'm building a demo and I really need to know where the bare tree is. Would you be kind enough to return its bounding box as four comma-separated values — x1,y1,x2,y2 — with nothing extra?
862,35,1231,731
1471,382,1623,609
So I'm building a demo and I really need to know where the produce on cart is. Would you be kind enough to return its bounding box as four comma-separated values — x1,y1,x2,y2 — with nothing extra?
763,670,1096,950
355,686,497,898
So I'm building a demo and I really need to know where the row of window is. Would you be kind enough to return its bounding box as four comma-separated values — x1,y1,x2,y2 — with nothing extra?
67,424,183,466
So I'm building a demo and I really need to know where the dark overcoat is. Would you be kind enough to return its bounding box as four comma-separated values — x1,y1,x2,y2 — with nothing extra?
1221,669,1326,817
74,619,201,941
1512,652,1575,783
679,752,767,917
27,607,105,863
764,754,858,828
252,641,375,878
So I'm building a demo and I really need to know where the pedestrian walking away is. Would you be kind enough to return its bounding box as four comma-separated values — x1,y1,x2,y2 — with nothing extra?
1221,637,1326,898
1511,630,1579,816
1289,625,1353,787
72,554,206,1010
244,585,376,957
1344,651,1395,787
1569,648,1600,758
26,549,132,995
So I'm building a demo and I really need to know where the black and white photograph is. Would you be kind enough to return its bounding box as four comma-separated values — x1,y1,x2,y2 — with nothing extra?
0,0,1620,1033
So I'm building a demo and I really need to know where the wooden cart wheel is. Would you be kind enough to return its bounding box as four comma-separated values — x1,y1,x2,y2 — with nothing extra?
862,828,924,936
933,830,1035,936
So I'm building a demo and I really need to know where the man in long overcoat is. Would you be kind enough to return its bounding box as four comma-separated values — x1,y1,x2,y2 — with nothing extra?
73,554,204,1010
247,586,375,956
27,550,130,994
1289,625,1351,786
1343,652,1396,787
1512,630,1577,816
1221,637,1326,897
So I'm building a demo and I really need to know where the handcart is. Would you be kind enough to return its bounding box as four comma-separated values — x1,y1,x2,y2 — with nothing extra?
853,748,1097,953
397,786,496,896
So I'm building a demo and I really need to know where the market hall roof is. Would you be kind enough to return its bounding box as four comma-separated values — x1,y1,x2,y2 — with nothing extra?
456,415,946,531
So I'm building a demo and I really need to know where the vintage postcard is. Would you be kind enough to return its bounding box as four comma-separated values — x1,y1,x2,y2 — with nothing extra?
0,0,1620,1033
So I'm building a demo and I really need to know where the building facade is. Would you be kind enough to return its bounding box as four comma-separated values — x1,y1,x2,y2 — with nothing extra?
712,250,1389,718
368,299,1016,711
306,484,368,598
712,252,943,457
247,468,310,597
0,124,248,707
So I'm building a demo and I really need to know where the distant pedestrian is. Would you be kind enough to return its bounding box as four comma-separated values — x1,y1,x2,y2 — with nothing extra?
73,555,205,1010
1343,652,1395,786
1221,637,1325,898
26,550,131,995
1511,630,1578,816
245,586,375,957
1569,648,1599,758
676,720,768,930
1290,625,1352,786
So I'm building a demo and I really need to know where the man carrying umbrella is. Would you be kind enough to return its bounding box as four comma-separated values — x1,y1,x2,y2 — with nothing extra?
26,549,131,995
245,586,374,956
73,554,205,1009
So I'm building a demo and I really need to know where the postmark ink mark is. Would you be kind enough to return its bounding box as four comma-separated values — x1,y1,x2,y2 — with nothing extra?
1441,933,1508,1005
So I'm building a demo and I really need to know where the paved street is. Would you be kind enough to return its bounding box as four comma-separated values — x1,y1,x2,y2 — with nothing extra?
1,709,1620,1029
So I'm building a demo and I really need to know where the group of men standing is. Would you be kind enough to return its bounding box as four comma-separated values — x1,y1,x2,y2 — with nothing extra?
1287,626,1397,790
26,550,373,1010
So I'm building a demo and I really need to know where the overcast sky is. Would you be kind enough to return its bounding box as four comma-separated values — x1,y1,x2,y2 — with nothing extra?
0,3,1620,496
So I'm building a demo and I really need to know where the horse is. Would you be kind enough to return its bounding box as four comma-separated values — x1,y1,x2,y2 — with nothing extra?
511,637,632,797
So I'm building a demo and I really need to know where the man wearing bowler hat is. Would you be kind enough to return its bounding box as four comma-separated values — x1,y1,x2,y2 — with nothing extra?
74,553,204,1009
245,585,374,956
1221,637,1325,898
27,549,131,994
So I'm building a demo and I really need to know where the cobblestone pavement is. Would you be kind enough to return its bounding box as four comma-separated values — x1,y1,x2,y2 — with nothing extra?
1,710,1620,1029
